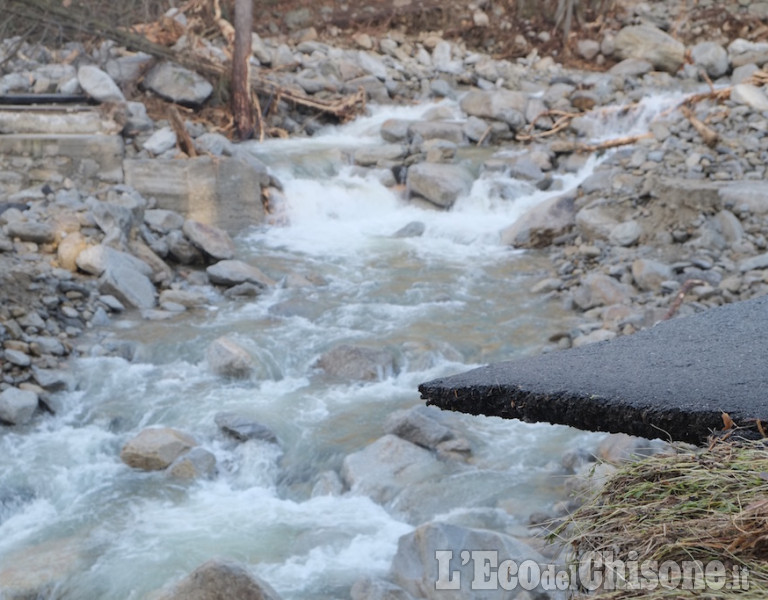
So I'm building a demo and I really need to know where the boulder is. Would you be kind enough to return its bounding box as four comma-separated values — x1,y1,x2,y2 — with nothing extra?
408,121,465,144
390,521,547,599
0,387,38,425
154,559,282,600
341,435,446,505
407,163,474,209
206,260,276,287
631,259,673,292
384,405,455,450
143,62,213,106
182,220,236,261
380,119,413,142
392,221,425,238
77,65,125,103
314,344,394,381
353,144,407,167
690,42,729,79
459,90,528,125
168,230,205,264
206,336,254,378
76,244,152,277
214,411,278,444
159,289,209,308
613,25,685,73
99,265,157,309
120,427,198,470
500,194,575,248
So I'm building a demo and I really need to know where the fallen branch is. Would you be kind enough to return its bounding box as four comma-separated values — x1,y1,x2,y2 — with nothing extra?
663,279,706,321
168,106,197,157
680,104,718,148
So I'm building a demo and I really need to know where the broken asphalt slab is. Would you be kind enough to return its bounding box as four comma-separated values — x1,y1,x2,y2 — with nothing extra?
419,294,768,445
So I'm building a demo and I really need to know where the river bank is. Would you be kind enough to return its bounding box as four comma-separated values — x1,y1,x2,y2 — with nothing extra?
2,1,768,597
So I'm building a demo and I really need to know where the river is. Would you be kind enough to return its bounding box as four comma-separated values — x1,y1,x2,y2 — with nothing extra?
0,97,675,598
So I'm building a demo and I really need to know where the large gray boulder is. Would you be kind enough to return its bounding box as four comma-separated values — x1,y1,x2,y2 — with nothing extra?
206,336,254,379
500,194,575,248
407,163,474,209
76,244,152,277
384,405,455,451
143,62,213,106
460,90,528,127
120,427,198,471
206,260,276,287
0,387,38,425
314,344,395,381
99,265,157,309
342,434,447,505
154,559,282,600
390,521,548,599
182,220,236,261
613,25,685,73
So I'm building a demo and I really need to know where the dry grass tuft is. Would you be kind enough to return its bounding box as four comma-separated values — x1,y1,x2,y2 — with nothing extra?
552,439,768,598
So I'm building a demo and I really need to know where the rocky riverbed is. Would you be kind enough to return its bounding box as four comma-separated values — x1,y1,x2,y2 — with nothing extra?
2,0,768,597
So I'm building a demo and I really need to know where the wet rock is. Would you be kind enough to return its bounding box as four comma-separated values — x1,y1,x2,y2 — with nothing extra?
0,536,89,600
28,368,69,393
351,577,416,600
167,447,217,480
143,61,213,106
206,336,254,378
215,411,278,444
690,41,729,79
354,144,407,166
158,289,209,308
77,65,125,103
6,221,55,244
613,24,685,73
407,163,474,209
500,194,575,248
597,433,671,464
342,434,446,504
311,470,344,497
154,559,282,600
380,119,413,142
384,405,455,451
0,387,38,425
120,427,198,471
408,121,464,144
632,259,673,292
390,521,547,599
207,260,276,287
182,220,236,261
315,344,395,381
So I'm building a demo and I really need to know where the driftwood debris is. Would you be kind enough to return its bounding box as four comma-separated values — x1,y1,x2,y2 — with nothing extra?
7,0,367,138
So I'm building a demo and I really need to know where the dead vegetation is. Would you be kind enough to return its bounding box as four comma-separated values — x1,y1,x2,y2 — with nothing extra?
553,439,768,598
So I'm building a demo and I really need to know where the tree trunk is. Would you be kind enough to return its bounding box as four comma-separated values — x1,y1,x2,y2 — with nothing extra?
232,0,253,141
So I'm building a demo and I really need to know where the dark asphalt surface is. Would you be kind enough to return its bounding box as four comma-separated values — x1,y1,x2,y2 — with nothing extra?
419,295,768,444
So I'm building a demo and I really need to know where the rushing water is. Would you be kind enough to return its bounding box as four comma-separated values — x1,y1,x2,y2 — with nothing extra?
0,97,682,598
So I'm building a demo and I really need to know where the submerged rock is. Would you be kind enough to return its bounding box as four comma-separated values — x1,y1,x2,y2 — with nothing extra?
206,336,254,379
0,387,38,425
154,559,282,600
314,344,395,381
